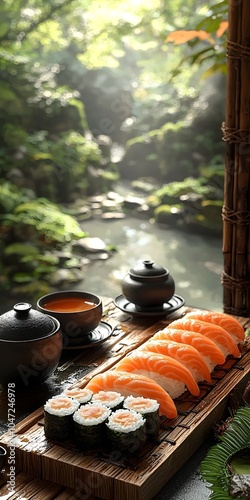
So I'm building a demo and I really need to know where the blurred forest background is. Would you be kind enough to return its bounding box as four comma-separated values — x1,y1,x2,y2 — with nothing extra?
0,0,228,301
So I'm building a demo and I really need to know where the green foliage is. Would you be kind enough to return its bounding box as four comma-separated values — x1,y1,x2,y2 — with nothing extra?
127,121,186,147
200,407,250,500
4,243,39,257
154,204,183,224
0,0,226,186
0,0,104,202
154,177,214,204
194,200,223,233
0,0,226,293
0,182,86,291
14,198,85,244
151,176,223,235
0,182,32,213
24,130,103,201
165,1,228,78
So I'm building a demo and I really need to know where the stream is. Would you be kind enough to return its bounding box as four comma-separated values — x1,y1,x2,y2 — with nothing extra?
0,178,224,314
76,215,224,312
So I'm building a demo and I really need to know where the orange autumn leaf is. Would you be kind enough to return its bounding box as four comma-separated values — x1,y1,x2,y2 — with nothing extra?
165,30,215,45
216,21,228,38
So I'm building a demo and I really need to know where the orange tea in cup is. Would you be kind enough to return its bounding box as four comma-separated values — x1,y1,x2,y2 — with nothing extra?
43,297,96,313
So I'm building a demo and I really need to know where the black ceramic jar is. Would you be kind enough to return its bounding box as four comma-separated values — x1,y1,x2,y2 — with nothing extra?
0,303,62,386
121,259,175,309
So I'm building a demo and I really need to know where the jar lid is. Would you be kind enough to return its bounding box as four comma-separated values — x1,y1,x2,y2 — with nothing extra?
0,303,55,341
129,260,169,278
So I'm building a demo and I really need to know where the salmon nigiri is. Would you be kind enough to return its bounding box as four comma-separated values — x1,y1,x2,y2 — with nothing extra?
138,339,211,383
84,370,177,418
114,351,200,398
168,318,241,359
153,328,225,372
185,310,245,344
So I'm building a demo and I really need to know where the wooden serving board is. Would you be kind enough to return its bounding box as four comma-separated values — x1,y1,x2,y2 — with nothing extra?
1,304,250,500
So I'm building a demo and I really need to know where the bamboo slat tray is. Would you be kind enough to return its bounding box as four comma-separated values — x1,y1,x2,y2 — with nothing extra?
1,304,250,500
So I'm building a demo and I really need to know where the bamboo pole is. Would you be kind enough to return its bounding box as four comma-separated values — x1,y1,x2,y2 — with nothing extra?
222,1,242,312
237,2,250,313
222,0,250,317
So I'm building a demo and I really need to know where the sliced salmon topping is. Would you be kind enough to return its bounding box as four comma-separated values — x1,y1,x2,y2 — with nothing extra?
128,400,153,410
50,398,72,410
78,406,104,419
112,412,137,427
93,391,118,402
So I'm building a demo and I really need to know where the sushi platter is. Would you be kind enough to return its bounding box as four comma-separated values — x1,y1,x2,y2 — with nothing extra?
1,298,250,500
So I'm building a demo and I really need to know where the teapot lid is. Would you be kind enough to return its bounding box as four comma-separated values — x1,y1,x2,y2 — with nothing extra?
129,260,169,278
0,303,55,341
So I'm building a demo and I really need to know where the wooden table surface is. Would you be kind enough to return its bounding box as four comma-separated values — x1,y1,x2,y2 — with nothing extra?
0,297,249,500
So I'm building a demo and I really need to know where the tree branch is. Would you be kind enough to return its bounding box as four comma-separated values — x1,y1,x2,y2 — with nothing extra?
0,0,74,44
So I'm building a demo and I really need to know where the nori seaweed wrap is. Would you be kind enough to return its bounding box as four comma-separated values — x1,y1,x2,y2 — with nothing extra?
73,402,111,450
123,395,160,438
44,395,80,441
106,409,146,454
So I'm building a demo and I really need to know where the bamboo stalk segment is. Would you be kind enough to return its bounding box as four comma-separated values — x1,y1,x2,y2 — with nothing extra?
222,0,250,316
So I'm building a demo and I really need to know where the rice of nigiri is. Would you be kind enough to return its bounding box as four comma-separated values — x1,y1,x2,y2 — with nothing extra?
114,351,200,399
168,318,241,359
84,370,177,418
138,339,211,383
153,328,225,373
185,310,245,344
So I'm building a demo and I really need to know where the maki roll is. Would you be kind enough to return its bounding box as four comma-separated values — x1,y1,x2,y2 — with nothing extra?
106,409,146,454
73,403,111,450
63,387,93,404
91,391,124,410
123,396,160,438
44,395,79,441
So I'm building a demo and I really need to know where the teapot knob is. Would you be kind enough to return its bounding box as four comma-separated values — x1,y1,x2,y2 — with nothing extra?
143,260,154,268
13,303,32,317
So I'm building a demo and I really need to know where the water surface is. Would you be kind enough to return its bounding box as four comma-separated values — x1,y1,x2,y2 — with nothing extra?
78,216,223,312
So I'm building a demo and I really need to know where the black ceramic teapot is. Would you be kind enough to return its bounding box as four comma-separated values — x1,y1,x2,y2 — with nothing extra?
0,303,62,386
121,259,175,309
